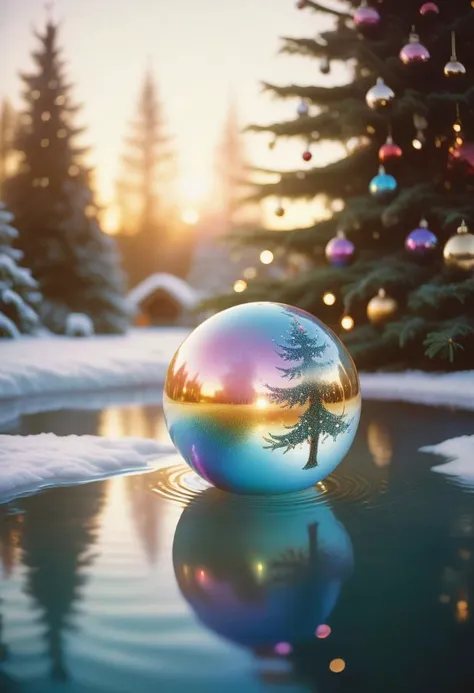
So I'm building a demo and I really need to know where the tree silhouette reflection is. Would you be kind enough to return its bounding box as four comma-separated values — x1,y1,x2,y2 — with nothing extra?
173,487,353,686
20,482,106,682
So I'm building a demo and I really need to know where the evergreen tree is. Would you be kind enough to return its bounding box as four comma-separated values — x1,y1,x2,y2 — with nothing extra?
214,1,474,371
0,202,42,338
4,19,129,334
116,69,187,285
264,316,350,469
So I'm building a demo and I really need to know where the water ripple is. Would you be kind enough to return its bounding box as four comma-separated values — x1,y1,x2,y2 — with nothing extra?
150,462,377,509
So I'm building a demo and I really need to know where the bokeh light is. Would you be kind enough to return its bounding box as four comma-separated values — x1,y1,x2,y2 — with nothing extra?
329,658,346,673
275,642,292,656
315,624,332,639
341,315,354,331
233,280,247,293
323,292,336,306
260,250,274,265
243,266,257,280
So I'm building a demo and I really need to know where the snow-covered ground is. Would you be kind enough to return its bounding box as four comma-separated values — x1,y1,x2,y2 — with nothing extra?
0,434,177,503
0,328,188,426
421,436,474,491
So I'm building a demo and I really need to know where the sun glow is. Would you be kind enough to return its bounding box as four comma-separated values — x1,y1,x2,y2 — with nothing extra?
256,396,268,409
179,175,210,204
181,208,200,225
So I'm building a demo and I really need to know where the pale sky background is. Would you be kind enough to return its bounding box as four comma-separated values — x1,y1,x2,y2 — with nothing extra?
0,0,345,231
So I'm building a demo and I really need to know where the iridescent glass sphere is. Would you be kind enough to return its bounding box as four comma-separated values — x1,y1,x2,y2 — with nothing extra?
173,488,354,653
164,302,361,495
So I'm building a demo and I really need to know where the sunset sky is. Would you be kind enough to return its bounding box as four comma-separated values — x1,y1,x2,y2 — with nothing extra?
1,0,344,231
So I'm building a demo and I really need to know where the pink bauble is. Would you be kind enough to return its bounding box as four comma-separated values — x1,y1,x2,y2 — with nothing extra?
420,2,439,16
354,5,380,28
400,37,430,65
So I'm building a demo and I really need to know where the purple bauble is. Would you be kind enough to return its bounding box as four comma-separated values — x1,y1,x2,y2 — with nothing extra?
353,4,380,28
405,222,438,256
400,34,430,64
326,232,355,268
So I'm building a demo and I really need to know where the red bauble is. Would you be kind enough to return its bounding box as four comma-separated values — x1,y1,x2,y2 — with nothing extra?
354,3,380,28
379,136,403,163
420,2,439,15
448,142,474,177
275,206,286,218
302,150,312,162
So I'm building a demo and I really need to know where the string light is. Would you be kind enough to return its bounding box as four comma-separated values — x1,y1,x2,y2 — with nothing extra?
341,315,354,331
55,95,66,106
243,267,257,280
412,138,423,150
40,138,50,147
68,164,80,176
32,90,41,99
41,111,51,121
40,177,50,188
329,659,346,673
233,280,247,293
323,292,336,306
260,250,274,265
57,129,67,138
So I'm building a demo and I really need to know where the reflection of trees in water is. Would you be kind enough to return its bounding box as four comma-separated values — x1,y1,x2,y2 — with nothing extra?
264,318,351,469
267,524,319,586
213,357,257,404
165,360,203,402
20,482,106,682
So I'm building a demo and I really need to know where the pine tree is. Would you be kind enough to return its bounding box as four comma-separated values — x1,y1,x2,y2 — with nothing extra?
215,1,474,371
4,19,129,334
264,316,350,469
0,202,42,338
116,69,186,285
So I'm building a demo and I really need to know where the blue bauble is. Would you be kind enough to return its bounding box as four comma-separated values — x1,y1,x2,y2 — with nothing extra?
369,166,398,198
405,221,438,257
164,302,361,495
173,488,354,653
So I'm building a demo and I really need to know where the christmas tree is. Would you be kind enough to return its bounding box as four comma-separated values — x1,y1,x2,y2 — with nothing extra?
116,69,189,285
4,18,129,334
264,316,350,469
0,202,42,338
213,1,474,371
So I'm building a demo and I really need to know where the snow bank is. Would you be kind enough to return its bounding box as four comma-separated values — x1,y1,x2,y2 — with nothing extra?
360,371,474,412
421,436,474,490
0,434,177,502
0,328,187,401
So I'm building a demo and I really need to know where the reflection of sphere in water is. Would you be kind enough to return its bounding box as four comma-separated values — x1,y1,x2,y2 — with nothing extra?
172,488,353,651
164,302,361,495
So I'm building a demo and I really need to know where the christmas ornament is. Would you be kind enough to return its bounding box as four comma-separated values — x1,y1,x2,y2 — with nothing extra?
369,166,397,198
400,31,430,65
325,231,355,268
449,141,474,177
420,2,439,16
275,205,286,218
302,148,312,162
405,219,438,257
164,302,361,495
367,289,398,325
444,32,466,77
320,57,331,75
443,221,474,271
297,100,309,117
379,135,402,163
353,1,380,29
366,78,395,110
173,487,353,653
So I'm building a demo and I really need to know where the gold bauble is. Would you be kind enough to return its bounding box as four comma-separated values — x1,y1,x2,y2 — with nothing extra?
366,77,395,110
443,220,474,271
367,288,398,325
444,59,467,77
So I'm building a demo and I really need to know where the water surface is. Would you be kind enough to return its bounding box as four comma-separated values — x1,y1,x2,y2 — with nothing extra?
1,400,474,693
